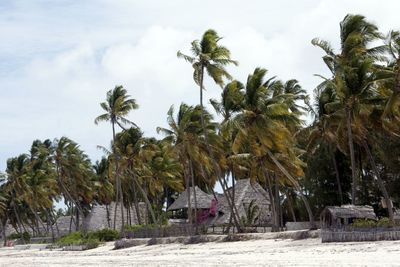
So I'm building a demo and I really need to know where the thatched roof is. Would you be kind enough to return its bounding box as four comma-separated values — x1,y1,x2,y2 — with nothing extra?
321,205,377,227
167,186,214,211
211,179,271,225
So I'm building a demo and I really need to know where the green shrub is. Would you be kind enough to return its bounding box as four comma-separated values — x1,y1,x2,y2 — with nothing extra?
377,217,391,226
8,232,31,242
88,229,119,242
352,217,396,227
352,219,377,227
84,238,100,249
57,231,85,246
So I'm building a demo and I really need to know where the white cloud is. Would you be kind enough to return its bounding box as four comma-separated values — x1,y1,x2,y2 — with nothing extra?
1,0,400,172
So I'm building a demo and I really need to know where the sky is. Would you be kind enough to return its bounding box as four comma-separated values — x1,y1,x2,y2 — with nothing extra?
1,0,399,173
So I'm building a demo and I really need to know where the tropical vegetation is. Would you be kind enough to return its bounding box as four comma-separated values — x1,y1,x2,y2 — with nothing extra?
1,14,400,243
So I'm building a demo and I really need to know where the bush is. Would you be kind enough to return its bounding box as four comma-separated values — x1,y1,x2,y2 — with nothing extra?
57,231,100,249
8,232,31,242
352,219,377,227
57,231,86,246
88,229,119,242
377,217,391,226
84,238,101,249
352,217,395,228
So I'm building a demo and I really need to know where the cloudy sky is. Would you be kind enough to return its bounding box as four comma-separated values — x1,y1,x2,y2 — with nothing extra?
1,0,399,172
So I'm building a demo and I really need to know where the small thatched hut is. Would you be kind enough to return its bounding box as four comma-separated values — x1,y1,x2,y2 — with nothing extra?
212,179,271,226
320,205,377,229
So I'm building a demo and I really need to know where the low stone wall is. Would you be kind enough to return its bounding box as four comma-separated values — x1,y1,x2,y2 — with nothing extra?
322,228,400,243
126,225,198,239
285,221,320,231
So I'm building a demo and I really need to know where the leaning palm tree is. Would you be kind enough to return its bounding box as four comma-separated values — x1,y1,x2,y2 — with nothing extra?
95,85,138,234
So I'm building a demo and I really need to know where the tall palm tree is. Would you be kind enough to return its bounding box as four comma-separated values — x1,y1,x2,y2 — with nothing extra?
95,85,138,234
312,14,383,205
178,29,241,231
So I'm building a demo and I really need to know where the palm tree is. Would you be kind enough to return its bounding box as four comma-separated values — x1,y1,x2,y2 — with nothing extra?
157,103,236,230
93,158,114,228
312,14,397,222
53,137,95,231
115,127,157,224
95,85,138,234
381,30,400,134
312,14,383,205
232,67,315,228
178,29,241,231
211,80,245,228
307,83,345,204
5,155,30,236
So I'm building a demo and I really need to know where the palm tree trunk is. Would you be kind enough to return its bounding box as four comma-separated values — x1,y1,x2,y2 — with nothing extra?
346,107,358,205
112,121,125,236
130,180,142,225
266,151,316,229
198,65,243,232
330,147,343,205
1,218,7,246
264,170,277,229
362,141,394,223
274,174,281,231
128,170,157,224
226,169,236,234
286,192,297,222
189,157,198,233
183,162,192,231
46,210,55,243
11,196,25,241
105,204,111,228
50,209,60,237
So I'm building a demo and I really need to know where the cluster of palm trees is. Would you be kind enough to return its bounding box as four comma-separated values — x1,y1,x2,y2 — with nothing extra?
1,14,400,239
308,14,400,222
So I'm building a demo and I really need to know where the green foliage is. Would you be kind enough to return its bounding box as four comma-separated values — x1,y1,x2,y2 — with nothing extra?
352,219,378,227
57,231,86,246
87,229,119,242
240,200,260,226
8,231,31,242
56,231,113,249
351,218,394,227
377,217,391,226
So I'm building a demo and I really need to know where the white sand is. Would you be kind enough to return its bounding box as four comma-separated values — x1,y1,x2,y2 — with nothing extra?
1,238,400,266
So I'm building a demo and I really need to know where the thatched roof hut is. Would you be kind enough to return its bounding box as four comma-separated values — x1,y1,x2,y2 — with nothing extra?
320,205,377,228
167,186,214,211
211,179,271,225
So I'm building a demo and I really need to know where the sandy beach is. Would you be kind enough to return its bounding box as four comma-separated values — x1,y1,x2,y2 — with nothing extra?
1,238,400,266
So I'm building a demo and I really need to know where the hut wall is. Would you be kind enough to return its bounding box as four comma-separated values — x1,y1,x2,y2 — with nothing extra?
322,227,400,243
